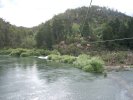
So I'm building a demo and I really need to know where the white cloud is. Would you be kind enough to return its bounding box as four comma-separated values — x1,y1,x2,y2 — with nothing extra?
0,0,133,27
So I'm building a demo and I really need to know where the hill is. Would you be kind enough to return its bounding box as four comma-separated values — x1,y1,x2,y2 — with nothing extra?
35,6,133,53
0,5,133,54
0,18,36,48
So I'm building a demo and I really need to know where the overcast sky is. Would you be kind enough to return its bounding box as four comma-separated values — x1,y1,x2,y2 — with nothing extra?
0,0,133,27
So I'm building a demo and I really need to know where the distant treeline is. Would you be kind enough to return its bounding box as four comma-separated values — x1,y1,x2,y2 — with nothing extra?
0,5,133,52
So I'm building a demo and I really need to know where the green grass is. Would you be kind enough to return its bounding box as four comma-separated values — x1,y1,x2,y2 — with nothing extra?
0,48,13,55
73,54,104,73
48,54,105,73
0,48,61,57
0,48,105,73
48,54,76,64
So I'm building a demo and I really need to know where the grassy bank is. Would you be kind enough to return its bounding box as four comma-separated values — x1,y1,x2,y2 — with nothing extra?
48,54,104,73
0,48,133,73
0,48,105,73
0,48,60,57
0,49,133,66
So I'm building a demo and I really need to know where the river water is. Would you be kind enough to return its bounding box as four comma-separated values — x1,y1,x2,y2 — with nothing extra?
0,55,133,100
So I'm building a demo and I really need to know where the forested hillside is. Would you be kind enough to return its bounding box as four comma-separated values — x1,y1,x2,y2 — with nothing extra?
0,18,36,48
1,5,133,53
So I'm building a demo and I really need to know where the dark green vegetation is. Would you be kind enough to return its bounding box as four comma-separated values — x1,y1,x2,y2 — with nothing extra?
0,19,36,48
35,6,133,51
0,6,133,51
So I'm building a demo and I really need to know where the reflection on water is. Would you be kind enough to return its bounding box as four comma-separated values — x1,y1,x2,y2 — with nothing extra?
0,56,133,100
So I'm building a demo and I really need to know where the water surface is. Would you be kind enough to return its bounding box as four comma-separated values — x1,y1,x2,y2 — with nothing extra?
0,55,133,100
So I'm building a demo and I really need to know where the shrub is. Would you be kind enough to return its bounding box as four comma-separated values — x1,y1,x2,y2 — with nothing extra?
0,49,12,55
20,52,31,57
48,54,76,64
48,53,104,73
82,64,94,72
73,54,104,73
73,54,91,68
19,50,40,57
89,57,104,73
60,55,76,64
48,54,62,62
37,49,50,56
9,48,41,57
30,50,41,56
9,48,25,56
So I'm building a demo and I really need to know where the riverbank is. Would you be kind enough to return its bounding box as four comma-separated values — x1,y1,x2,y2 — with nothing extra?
0,48,105,73
48,54,104,73
0,48,133,73
0,48,60,57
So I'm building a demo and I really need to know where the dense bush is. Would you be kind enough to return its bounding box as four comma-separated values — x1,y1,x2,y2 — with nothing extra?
82,64,94,72
73,54,104,73
73,54,91,68
0,48,61,57
60,55,76,64
48,54,61,62
37,49,50,55
20,50,40,57
50,50,60,55
48,54,76,64
48,53,104,73
0,49,12,55
88,57,104,73
20,52,31,57
9,48,26,56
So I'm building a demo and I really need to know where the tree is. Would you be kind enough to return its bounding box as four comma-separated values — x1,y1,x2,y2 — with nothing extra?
51,17,64,43
80,21,91,37
36,21,53,49
126,19,133,49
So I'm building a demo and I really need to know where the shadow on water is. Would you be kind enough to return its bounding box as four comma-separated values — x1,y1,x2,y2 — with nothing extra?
0,56,133,100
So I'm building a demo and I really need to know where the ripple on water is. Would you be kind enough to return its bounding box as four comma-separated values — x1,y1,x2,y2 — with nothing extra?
0,56,133,100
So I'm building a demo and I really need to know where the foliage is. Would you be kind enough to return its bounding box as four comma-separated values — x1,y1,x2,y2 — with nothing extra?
0,48,61,57
0,18,34,48
36,21,53,49
73,54,104,73
20,52,31,57
60,44,81,56
48,54,76,64
50,49,60,55
37,49,51,56
0,49,12,55
0,5,133,51
88,57,104,73
60,55,76,63
81,21,92,37
72,23,80,34
101,51,128,65
8,48,41,57
73,54,90,69
35,6,132,50
21,36,36,48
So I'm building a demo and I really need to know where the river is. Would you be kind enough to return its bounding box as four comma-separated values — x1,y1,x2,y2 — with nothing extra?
0,55,133,100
